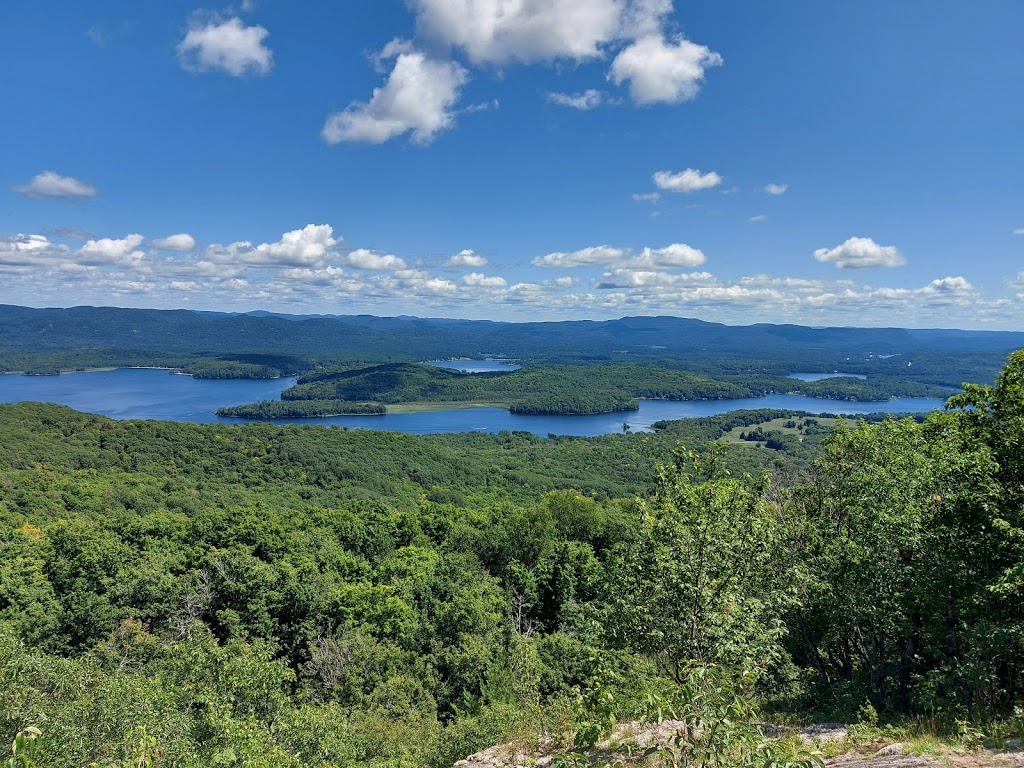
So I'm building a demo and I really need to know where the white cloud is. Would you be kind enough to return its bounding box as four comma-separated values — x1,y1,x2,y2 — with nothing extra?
151,233,197,251
553,275,578,286
608,34,722,105
532,242,704,270
193,260,247,280
394,268,429,280
323,50,468,145
79,234,145,266
598,268,713,288
110,279,154,295
323,2,722,146
206,225,338,268
14,171,98,198
547,89,604,110
532,245,625,267
279,266,346,285
625,243,706,269
346,248,408,271
618,0,674,37
813,236,906,269
920,276,973,295
749,214,768,223
1014,227,1024,235
0,234,69,270
764,183,788,195
652,168,721,193
252,224,336,267
177,17,272,76
462,272,507,287
409,0,622,65
740,275,834,292
632,192,660,202
424,277,457,293
445,249,487,267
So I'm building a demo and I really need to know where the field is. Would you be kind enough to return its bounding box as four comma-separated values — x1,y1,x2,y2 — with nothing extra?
719,415,839,446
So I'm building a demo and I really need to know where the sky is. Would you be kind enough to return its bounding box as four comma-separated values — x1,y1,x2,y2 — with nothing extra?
1,0,1023,328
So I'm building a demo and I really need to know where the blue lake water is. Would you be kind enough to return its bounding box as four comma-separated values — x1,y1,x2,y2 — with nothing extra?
0,368,948,437
425,359,521,373
788,372,868,381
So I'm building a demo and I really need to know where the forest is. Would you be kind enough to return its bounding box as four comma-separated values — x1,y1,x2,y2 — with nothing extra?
225,362,947,417
1,304,1018,388
0,304,1002,420
1,350,1023,766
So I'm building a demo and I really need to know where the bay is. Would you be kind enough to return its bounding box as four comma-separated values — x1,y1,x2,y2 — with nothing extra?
0,368,948,437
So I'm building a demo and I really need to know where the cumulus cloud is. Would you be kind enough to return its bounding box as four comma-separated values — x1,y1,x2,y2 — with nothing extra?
445,249,487,267
813,236,906,269
323,1,721,146
79,234,146,266
652,168,722,193
192,260,247,280
920,276,973,295
740,275,835,291
151,233,197,251
409,0,622,65
279,266,346,285
0,234,69,269
624,243,706,269
345,248,408,271
598,268,713,288
608,34,722,104
207,225,338,268
14,171,98,199
532,245,625,267
547,89,604,109
533,242,704,270
323,50,468,145
632,192,660,202
252,224,336,267
462,272,507,287
177,17,272,76
764,183,788,195
424,277,457,293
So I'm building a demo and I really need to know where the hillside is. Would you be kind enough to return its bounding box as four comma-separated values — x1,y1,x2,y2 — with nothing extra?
0,305,1018,387
0,353,1022,766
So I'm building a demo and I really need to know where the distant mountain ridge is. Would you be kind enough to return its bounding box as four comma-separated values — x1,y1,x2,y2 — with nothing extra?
1,304,1021,385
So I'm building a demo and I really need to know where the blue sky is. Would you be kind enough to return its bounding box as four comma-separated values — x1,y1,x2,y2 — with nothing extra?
1,1,1022,327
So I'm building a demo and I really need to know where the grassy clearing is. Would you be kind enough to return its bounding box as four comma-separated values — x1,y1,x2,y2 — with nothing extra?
720,416,839,446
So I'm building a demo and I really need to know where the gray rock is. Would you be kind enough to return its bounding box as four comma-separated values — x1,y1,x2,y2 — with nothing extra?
875,743,908,756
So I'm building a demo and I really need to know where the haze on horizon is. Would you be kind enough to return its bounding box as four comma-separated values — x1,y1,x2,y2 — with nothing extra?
1,1,1022,330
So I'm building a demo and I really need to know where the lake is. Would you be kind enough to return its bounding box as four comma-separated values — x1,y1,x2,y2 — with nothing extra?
0,368,948,437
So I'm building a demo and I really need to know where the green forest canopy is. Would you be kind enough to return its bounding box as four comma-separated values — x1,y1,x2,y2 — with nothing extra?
0,352,1023,766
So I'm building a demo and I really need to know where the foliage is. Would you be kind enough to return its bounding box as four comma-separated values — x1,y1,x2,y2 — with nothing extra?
216,400,386,418
607,446,794,680
280,362,752,415
2,350,1024,765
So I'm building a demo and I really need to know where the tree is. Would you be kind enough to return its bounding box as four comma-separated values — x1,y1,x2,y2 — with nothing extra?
607,444,794,681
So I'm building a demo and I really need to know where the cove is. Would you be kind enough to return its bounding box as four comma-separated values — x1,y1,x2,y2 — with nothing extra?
0,368,949,437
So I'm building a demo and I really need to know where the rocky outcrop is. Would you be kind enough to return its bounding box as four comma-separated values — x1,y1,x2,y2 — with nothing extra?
451,724,1024,768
